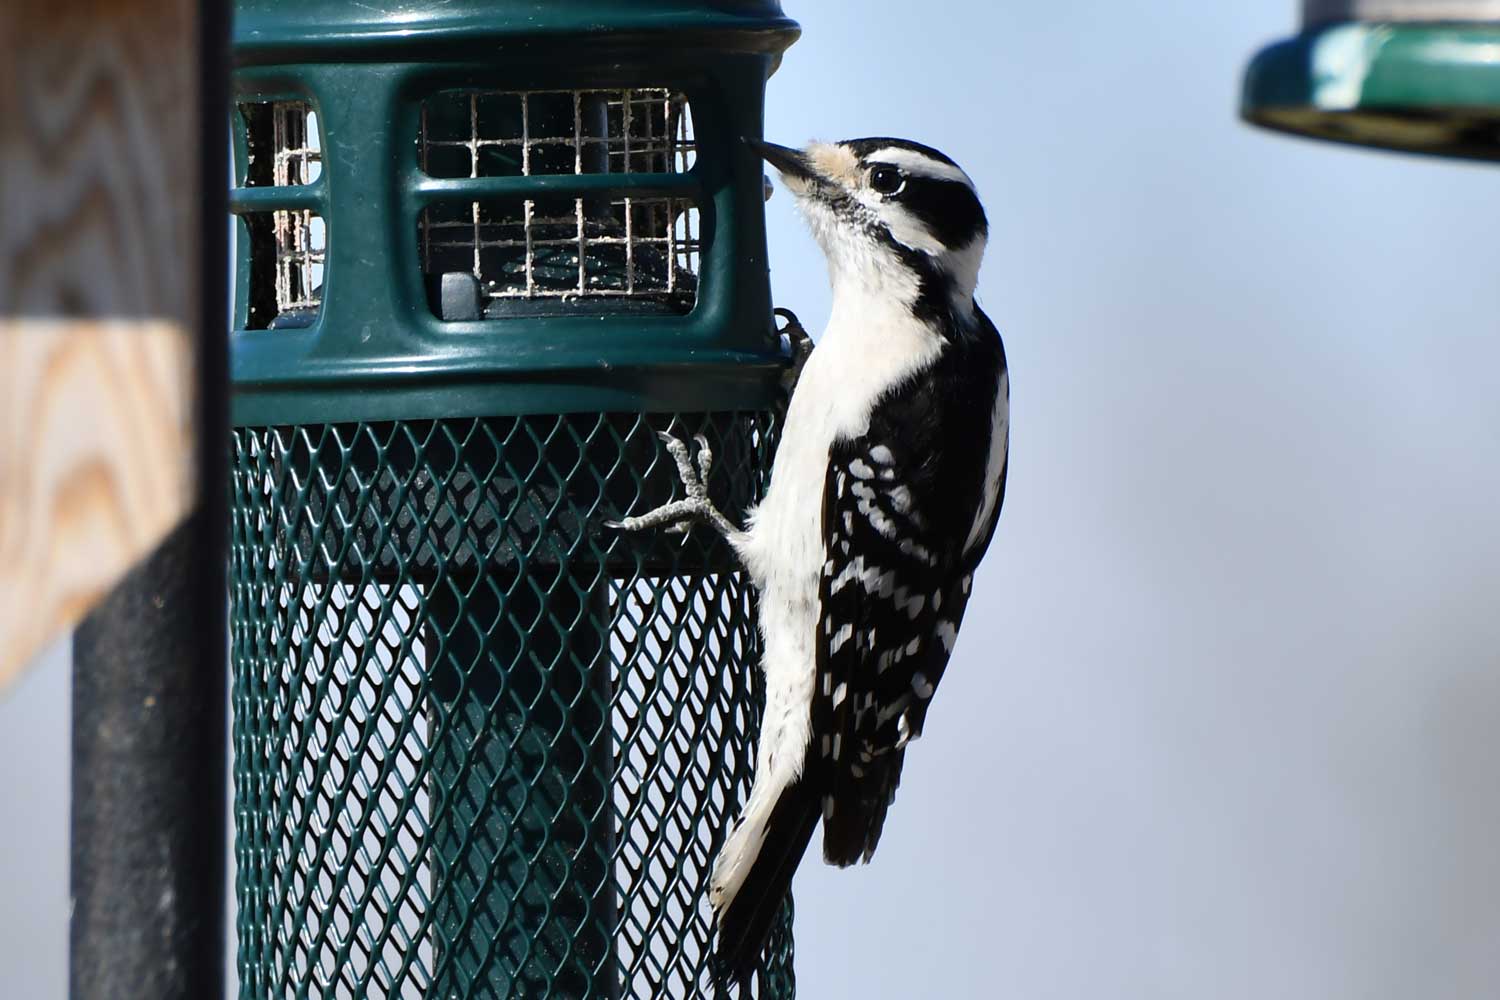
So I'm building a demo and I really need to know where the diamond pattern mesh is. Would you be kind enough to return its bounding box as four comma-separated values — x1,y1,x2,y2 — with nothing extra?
230,412,795,999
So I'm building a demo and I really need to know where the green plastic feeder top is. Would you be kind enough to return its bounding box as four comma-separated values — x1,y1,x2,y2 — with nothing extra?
228,0,800,426
1241,0,1500,160
234,0,799,52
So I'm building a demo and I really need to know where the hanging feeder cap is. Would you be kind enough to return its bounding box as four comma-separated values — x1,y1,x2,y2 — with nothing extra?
1241,0,1500,160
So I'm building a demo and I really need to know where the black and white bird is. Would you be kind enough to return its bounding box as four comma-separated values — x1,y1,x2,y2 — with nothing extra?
611,136,1009,982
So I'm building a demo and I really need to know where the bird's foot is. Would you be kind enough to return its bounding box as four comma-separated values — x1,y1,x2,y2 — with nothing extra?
776,307,814,397
606,432,743,542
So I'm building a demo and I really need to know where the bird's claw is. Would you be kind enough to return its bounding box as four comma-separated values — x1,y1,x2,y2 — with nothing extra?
693,433,714,485
775,307,814,396
607,432,741,542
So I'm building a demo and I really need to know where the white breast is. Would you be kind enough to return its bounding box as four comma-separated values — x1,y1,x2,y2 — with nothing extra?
729,289,944,815
709,261,946,909
742,291,945,590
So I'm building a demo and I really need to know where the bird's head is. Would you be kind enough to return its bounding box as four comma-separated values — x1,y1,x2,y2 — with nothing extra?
748,136,987,320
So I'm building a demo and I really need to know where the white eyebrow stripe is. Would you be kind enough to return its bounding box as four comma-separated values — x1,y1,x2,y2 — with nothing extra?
864,147,976,190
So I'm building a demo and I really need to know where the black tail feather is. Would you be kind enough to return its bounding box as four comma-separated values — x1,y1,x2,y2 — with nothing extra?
820,749,906,868
712,775,819,986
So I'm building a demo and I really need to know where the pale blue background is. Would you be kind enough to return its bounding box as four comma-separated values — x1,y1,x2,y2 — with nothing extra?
6,2,1500,996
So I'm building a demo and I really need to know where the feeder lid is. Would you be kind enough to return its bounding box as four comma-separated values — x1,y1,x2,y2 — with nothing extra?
236,0,799,58
1241,12,1500,161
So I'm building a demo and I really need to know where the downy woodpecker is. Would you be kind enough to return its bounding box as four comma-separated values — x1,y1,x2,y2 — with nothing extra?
610,136,1009,982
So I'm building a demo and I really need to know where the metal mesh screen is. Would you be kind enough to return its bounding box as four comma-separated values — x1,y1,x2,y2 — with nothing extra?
418,89,699,315
421,196,698,306
238,100,326,328
229,412,795,999
419,89,695,179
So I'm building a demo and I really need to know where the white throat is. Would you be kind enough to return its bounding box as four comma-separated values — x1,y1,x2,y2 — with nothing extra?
799,194,984,320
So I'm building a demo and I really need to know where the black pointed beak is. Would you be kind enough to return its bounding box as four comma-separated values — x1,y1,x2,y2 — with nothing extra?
744,137,816,183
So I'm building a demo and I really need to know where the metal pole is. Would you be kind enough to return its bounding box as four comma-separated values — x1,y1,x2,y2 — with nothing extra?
69,0,230,995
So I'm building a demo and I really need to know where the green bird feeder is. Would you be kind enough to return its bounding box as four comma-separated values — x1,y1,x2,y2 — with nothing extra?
1241,1,1500,160
226,2,800,996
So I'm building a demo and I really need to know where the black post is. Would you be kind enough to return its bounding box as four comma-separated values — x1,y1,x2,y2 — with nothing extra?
68,0,230,995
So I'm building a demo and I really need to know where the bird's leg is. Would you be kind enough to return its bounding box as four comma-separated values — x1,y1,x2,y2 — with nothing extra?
607,432,745,545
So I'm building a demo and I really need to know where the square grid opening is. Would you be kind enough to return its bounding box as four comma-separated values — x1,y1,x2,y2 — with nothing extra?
420,88,695,179
418,89,699,317
238,100,326,329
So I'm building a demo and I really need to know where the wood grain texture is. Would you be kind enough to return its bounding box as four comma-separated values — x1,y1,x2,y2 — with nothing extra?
0,0,198,321
0,0,201,691
0,322,194,690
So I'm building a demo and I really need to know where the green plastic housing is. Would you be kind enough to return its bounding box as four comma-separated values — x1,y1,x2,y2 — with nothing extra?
227,3,800,998
230,0,799,426
1242,21,1500,161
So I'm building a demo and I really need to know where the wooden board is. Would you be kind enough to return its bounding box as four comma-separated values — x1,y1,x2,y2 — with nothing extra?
0,321,194,690
0,0,202,692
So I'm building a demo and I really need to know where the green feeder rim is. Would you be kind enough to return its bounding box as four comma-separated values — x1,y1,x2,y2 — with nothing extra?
1241,21,1500,161
234,0,801,60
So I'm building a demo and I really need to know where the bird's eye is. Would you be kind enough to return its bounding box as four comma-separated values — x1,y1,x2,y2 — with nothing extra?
869,165,905,196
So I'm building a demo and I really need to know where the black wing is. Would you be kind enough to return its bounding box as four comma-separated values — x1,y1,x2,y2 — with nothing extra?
813,325,1007,866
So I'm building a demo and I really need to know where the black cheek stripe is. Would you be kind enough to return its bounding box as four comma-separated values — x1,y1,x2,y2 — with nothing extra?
897,177,987,252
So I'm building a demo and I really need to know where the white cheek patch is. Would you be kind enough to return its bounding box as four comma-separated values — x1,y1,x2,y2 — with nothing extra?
854,185,986,306
878,202,947,256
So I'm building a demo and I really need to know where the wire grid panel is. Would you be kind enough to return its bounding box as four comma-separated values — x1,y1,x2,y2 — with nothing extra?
272,209,325,315
422,196,698,302
230,412,796,999
418,89,699,307
270,101,324,186
420,89,695,179
239,100,326,324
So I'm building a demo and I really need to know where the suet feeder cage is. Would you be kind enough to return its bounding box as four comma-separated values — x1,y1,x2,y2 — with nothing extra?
1242,1,1500,160
227,2,800,997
